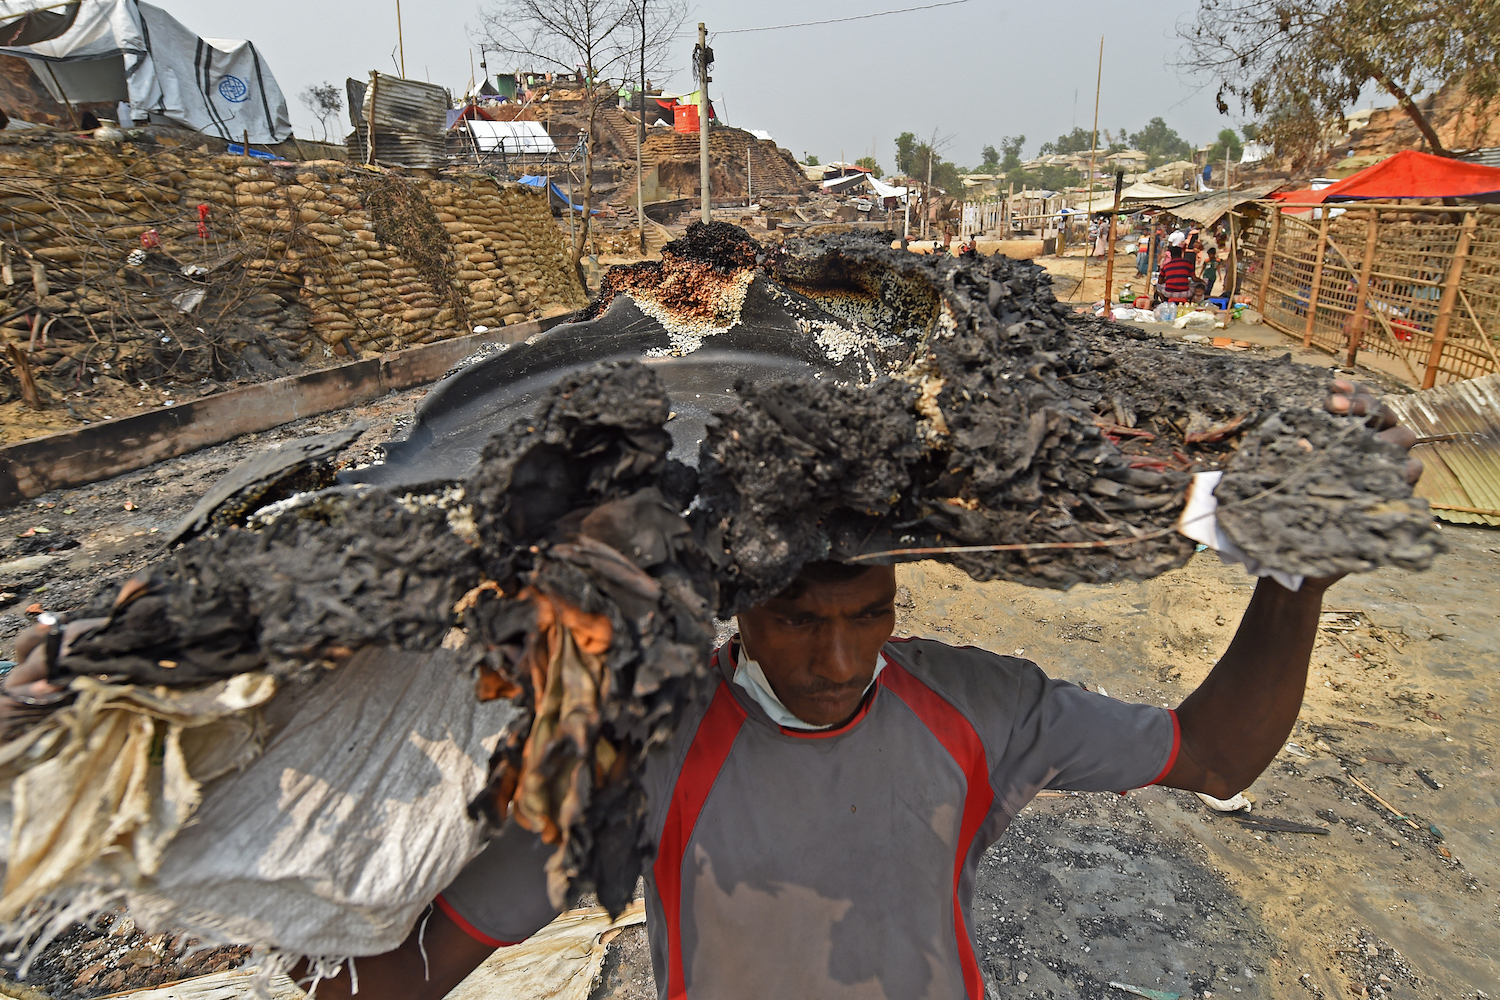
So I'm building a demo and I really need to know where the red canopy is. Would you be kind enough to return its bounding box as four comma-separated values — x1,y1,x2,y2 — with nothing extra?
1272,150,1500,204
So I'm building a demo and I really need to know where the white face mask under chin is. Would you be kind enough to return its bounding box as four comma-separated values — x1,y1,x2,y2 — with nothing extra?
732,645,885,730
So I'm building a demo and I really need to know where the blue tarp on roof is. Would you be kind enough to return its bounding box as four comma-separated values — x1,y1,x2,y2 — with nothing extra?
518,174,596,214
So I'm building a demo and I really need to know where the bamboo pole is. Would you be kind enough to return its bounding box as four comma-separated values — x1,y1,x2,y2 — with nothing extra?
1303,212,1332,348
638,8,647,256
1456,287,1500,371
698,22,710,225
1225,210,1238,299
1081,35,1103,290
395,0,407,78
1423,211,1479,388
1102,170,1123,308
1344,211,1381,367
1428,502,1500,517
1257,209,1282,312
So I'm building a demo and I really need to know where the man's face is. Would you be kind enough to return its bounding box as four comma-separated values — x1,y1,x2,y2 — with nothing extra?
737,565,897,727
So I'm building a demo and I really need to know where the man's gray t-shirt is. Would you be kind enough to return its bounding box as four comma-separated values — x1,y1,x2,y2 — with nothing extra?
441,637,1179,999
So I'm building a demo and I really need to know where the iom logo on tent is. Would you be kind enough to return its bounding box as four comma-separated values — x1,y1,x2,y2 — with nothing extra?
218,75,250,103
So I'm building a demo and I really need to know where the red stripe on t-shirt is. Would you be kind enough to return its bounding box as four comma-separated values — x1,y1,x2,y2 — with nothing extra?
1148,708,1182,786
434,894,524,948
655,680,747,999
880,660,994,1000
777,685,877,739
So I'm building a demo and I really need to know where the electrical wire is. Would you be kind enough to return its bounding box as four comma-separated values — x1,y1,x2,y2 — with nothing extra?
715,0,974,36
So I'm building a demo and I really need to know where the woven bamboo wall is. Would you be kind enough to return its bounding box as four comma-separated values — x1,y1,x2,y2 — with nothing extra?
1250,203,1500,386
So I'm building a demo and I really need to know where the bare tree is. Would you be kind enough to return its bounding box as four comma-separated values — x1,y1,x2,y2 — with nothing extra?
624,0,687,253
298,82,344,143
913,128,955,238
479,0,679,273
1177,0,1500,164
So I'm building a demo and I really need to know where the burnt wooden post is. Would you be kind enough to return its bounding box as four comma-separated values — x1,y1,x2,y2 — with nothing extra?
1303,212,1332,348
1423,210,1479,388
1344,210,1381,367
1256,207,1281,312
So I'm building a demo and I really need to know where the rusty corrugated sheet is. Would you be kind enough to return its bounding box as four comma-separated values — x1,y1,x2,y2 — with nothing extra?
360,72,448,169
1385,371,1500,526
1169,180,1287,226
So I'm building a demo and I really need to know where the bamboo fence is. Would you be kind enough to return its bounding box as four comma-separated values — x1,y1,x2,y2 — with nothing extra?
1246,202,1500,387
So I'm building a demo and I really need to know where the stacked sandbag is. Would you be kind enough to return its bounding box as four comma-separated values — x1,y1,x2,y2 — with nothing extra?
0,134,587,361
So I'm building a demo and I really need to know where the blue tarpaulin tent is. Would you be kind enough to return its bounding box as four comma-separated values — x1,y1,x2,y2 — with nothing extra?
518,174,596,214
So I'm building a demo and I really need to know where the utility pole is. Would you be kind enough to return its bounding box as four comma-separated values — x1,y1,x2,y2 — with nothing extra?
395,0,407,78
697,22,711,225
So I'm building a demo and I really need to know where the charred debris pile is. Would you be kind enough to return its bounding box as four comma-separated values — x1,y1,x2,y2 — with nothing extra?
6,224,1441,921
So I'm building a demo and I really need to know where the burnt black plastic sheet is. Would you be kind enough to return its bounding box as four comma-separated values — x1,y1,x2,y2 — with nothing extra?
349,282,886,488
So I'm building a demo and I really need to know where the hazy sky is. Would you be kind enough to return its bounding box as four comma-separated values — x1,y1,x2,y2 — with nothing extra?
183,0,1294,165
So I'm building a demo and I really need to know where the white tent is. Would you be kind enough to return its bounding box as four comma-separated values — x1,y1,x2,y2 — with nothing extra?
0,0,293,143
466,119,557,155
867,175,907,201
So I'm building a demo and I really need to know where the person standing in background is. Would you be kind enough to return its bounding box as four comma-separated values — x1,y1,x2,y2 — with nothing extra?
1201,247,1220,299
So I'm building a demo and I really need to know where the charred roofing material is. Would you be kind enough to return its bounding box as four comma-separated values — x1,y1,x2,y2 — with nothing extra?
0,225,1445,935
162,424,366,548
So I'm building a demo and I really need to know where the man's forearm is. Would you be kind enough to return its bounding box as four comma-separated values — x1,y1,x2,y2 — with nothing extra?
1162,576,1328,797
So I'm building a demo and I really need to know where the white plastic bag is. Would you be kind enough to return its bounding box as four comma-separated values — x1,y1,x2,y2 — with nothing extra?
124,647,518,957
0,647,520,960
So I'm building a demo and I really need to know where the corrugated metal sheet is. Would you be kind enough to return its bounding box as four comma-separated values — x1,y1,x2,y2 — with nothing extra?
1170,180,1287,226
1385,371,1500,526
1461,147,1500,169
1095,180,1286,221
360,72,448,169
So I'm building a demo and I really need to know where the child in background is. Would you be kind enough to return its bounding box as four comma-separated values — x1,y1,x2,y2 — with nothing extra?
1201,247,1220,298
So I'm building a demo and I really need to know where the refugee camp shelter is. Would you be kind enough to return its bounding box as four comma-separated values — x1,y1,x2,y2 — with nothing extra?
0,0,292,142
469,119,558,156
1253,152,1500,387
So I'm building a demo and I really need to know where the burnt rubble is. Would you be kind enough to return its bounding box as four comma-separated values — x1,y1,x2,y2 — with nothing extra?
8,225,1443,923
694,228,1438,606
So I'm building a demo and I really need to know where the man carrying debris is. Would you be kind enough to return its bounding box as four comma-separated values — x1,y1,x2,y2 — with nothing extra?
214,380,1418,1000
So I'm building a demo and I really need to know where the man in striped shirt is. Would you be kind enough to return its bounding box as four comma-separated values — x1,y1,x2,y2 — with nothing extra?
1159,245,1196,302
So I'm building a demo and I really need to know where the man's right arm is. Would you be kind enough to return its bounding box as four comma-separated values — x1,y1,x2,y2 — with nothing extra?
293,904,495,1000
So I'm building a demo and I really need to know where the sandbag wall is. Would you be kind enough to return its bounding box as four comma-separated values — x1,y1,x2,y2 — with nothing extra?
0,135,587,358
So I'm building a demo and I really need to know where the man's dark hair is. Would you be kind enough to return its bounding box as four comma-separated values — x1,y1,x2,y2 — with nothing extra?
1206,247,1218,258
1168,246,1184,259
777,560,881,600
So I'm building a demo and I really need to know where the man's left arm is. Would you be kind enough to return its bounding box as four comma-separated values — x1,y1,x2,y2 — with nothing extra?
1158,380,1422,797
1157,574,1327,797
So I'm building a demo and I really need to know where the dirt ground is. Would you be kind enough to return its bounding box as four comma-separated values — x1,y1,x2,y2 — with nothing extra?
1,352,1495,1000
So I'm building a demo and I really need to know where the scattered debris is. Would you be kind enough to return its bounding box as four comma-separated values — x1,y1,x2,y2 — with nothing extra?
1234,816,1330,836
1346,773,1423,832
1109,982,1182,1000
1196,791,1253,813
